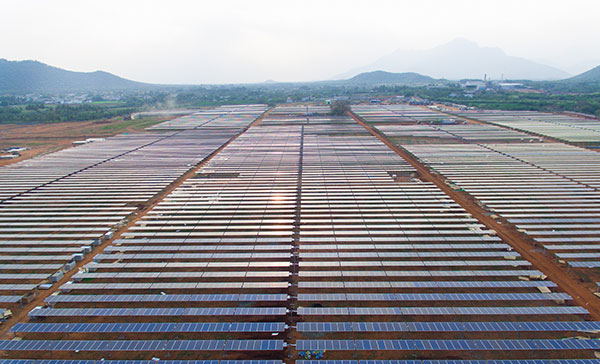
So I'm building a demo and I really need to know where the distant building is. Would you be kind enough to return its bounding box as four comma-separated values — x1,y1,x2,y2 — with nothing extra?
498,82,524,90
461,81,486,90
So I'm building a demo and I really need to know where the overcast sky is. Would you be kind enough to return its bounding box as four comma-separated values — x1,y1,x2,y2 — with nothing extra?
1,0,599,84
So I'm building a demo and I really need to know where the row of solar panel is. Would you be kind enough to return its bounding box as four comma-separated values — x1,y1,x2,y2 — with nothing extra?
73,271,290,279
299,236,501,242
12,322,286,333
298,243,510,250
0,340,285,351
299,269,543,277
0,264,62,270
0,361,281,364
29,307,288,318
297,281,555,288
104,244,293,252
298,361,600,364
94,253,292,260
298,252,519,259
296,321,600,332
60,282,289,290
86,262,291,269
296,306,588,315
0,295,23,303
298,260,531,267
44,294,288,303
297,293,570,301
569,262,600,268
295,339,600,351
111,238,291,244
112,237,292,243
297,360,600,364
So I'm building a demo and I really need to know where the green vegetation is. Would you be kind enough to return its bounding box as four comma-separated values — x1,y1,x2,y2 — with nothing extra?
0,104,135,124
439,92,600,117
348,71,435,84
2,79,599,125
371,84,600,118
329,100,351,116
563,65,600,83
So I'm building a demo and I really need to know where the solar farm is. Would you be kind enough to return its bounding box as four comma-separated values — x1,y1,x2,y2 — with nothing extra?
1,103,600,364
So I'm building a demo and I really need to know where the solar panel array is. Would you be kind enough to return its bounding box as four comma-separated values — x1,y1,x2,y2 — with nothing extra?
148,105,267,130
353,105,600,277
0,112,265,317
2,104,599,363
290,108,596,361
455,110,600,146
2,112,297,360
404,143,600,270
352,105,540,143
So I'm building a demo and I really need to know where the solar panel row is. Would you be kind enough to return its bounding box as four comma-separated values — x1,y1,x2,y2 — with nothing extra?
296,339,600,351
0,361,282,364
297,321,600,332
297,306,588,315
297,293,569,301
0,340,285,351
44,293,288,303
12,322,286,333
29,307,287,318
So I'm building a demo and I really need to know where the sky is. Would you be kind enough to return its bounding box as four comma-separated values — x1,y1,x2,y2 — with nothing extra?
1,0,599,84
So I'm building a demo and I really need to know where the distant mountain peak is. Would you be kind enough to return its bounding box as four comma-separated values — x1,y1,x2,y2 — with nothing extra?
348,70,435,84
0,58,148,94
564,65,600,82
335,38,569,81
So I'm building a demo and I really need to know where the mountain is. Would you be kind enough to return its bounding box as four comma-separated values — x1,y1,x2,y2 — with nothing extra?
347,70,435,84
335,38,570,81
0,59,149,94
563,65,600,82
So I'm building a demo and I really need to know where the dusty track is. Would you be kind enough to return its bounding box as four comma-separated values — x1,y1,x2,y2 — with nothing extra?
348,110,600,321
0,108,272,339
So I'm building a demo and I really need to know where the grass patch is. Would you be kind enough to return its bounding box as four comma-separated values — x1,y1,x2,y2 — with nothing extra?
99,117,167,132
